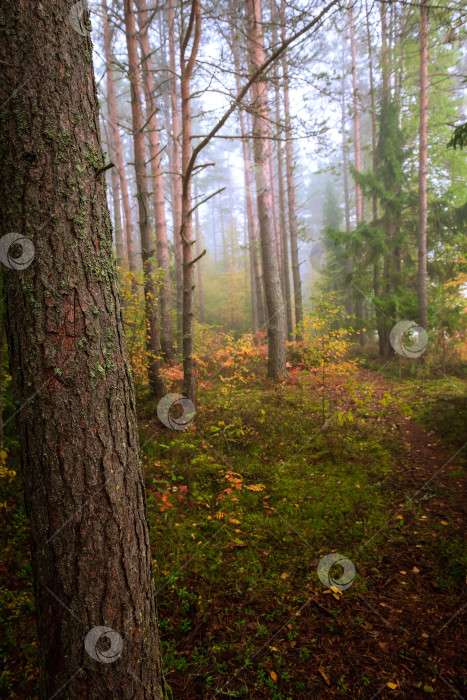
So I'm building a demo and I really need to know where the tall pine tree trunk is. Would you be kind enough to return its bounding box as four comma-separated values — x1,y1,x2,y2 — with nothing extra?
0,0,166,695
124,0,166,397
417,0,429,331
136,0,175,361
247,0,287,377
280,0,303,341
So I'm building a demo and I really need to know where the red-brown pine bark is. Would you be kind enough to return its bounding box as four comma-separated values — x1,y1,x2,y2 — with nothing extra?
136,0,175,361
0,0,166,695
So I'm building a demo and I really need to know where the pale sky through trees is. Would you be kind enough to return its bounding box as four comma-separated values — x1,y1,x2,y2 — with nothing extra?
91,0,466,297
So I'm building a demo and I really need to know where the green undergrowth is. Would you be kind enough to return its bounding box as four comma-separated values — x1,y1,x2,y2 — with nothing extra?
138,374,464,696
0,368,465,697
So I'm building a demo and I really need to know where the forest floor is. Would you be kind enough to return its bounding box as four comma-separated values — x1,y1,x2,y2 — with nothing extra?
1,351,466,699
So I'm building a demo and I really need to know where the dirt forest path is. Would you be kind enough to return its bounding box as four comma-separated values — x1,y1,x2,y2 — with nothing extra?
154,363,466,699
291,368,466,699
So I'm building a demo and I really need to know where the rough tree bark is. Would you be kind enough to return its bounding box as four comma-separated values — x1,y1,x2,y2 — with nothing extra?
0,0,166,696
247,0,287,377
136,0,175,361
417,0,429,331
280,0,303,341
123,0,166,397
